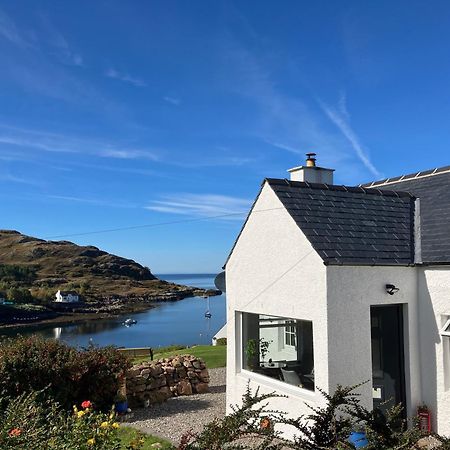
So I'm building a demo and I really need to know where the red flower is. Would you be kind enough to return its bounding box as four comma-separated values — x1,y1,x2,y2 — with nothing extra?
81,400,92,409
260,417,271,430
8,428,21,437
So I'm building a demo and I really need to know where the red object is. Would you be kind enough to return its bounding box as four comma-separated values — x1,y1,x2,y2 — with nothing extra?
418,410,431,433
81,400,92,409
8,428,22,437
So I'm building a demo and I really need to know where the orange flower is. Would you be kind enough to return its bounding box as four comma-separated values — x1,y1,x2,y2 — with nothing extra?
8,428,21,437
81,400,92,409
260,417,271,430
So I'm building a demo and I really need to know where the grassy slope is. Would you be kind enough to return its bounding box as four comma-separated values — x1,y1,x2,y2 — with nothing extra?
135,345,227,369
0,230,195,300
118,426,174,449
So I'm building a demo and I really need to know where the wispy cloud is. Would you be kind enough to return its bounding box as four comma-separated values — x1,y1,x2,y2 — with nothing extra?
0,125,160,161
220,39,348,168
145,194,251,219
99,149,159,161
47,194,138,209
163,96,181,106
0,8,33,48
318,99,382,178
34,13,83,66
105,68,146,87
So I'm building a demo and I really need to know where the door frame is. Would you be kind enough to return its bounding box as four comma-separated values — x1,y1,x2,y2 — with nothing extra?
370,304,407,416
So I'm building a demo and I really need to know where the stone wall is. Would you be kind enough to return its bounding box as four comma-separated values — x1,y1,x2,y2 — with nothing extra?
125,354,210,407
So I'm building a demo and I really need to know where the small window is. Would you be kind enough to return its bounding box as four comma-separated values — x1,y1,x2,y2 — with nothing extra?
285,321,296,347
441,318,450,337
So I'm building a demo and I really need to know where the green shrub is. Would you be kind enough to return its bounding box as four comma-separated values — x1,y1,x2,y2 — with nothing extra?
0,335,131,410
7,287,34,304
180,383,433,450
215,338,227,346
0,391,131,450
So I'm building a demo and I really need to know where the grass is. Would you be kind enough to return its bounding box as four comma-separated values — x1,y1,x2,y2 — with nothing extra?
134,344,226,368
118,426,174,449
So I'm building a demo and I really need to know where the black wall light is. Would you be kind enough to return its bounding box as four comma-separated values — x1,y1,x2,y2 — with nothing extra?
385,284,399,295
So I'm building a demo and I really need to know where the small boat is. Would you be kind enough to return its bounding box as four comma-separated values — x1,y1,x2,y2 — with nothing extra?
204,296,212,318
202,294,208,299
123,318,137,327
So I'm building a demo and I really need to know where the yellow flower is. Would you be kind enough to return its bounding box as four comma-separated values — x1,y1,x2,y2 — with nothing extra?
77,410,85,418
87,438,95,446
112,422,120,429
109,411,116,420
73,405,78,413
100,421,109,428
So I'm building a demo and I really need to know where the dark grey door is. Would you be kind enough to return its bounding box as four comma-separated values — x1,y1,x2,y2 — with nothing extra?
370,305,406,417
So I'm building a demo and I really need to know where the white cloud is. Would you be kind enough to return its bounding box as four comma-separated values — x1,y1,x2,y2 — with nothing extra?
318,100,382,178
163,96,181,106
99,149,159,161
105,68,146,87
145,194,251,220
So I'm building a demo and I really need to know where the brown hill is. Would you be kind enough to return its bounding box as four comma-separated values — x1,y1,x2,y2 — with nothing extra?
0,230,193,301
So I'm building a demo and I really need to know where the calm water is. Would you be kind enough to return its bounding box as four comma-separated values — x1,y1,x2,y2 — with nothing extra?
0,274,226,349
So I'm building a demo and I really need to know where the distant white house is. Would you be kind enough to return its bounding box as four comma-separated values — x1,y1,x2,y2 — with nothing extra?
225,154,450,437
55,290,80,303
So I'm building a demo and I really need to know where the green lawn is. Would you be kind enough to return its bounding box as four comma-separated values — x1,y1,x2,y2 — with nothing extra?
118,426,174,449
134,344,226,368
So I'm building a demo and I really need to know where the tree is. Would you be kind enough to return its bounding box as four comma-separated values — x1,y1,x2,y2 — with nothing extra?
7,287,34,304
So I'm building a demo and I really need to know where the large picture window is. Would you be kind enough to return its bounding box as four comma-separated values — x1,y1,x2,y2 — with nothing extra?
241,312,314,391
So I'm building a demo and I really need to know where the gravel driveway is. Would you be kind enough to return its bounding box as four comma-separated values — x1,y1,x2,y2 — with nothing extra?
124,367,226,445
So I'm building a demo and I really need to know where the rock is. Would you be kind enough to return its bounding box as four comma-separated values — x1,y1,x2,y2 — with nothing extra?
126,355,209,406
195,382,209,394
177,380,193,395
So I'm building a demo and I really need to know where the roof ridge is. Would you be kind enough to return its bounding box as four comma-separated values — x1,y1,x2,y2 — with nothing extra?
360,164,450,188
264,178,414,198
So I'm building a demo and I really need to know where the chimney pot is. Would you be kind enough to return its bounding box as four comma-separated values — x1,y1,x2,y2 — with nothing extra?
306,152,316,167
287,153,334,184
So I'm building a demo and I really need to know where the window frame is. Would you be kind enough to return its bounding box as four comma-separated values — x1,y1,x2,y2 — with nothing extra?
239,311,315,394
284,320,296,347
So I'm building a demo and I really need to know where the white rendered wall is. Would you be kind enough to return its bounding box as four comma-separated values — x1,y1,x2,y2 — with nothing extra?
418,267,450,435
225,182,328,438
326,266,420,418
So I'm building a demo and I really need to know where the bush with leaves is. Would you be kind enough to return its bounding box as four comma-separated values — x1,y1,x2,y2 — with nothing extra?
0,335,131,410
0,391,131,450
179,382,445,450
178,385,285,450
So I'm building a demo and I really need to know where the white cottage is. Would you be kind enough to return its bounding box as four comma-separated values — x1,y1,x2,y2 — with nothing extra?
225,154,450,437
55,290,80,303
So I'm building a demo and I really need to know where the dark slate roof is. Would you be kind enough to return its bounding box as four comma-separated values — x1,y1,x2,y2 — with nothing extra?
266,178,415,266
361,167,450,264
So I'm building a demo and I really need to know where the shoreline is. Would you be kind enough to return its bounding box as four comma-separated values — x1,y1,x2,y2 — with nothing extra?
0,302,155,332
0,288,222,332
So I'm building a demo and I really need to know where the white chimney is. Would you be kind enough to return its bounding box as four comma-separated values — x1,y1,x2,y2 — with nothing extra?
288,153,334,184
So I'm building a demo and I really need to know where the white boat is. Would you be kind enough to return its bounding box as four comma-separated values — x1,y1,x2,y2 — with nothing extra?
123,318,137,327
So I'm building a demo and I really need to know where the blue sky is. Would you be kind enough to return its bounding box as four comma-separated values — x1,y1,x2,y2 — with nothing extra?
1,1,450,273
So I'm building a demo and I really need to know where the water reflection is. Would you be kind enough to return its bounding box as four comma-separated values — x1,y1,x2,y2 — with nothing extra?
0,275,226,349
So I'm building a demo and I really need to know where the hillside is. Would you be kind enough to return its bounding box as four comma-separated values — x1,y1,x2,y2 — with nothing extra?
0,230,213,303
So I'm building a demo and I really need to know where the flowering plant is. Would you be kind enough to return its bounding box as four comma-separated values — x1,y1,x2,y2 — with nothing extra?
0,392,136,450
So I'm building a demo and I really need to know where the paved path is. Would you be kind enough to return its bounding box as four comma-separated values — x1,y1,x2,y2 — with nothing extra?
124,367,226,445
